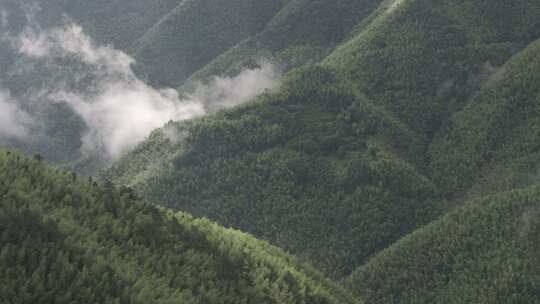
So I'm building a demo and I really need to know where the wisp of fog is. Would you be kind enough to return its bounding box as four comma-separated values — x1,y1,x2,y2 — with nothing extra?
8,21,280,160
0,90,31,140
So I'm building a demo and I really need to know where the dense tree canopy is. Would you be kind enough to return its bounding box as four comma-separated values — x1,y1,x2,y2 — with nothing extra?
2,0,540,302
0,150,358,303
346,185,540,304
106,0,540,283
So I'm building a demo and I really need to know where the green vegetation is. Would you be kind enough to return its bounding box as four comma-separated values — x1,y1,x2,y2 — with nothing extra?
346,185,540,304
326,0,540,136
131,0,289,86
430,38,540,197
107,0,540,281
3,0,540,301
0,150,358,303
107,65,441,278
187,0,383,83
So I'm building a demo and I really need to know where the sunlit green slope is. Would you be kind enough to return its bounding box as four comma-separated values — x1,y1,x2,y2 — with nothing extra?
326,0,540,136
346,185,540,304
341,35,540,302
0,150,359,304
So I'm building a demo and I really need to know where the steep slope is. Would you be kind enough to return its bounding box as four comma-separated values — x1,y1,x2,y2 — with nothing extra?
0,0,290,173
131,0,288,87
430,38,540,197
346,185,540,304
326,0,540,137
106,66,441,278
0,150,359,304
106,0,540,279
187,0,383,83
59,0,182,50
1,0,182,51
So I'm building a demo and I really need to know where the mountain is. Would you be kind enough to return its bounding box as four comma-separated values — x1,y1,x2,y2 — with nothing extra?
186,0,383,85
345,185,540,304
105,66,441,277
130,0,289,87
2,0,540,302
429,37,540,197
53,0,384,88
326,0,540,137
61,0,182,50
0,149,358,303
0,0,279,170
105,0,540,280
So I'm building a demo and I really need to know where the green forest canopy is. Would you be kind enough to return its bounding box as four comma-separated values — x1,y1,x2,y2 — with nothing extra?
0,150,358,304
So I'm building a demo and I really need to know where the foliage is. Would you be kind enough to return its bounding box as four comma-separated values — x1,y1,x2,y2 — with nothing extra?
346,185,540,304
107,0,540,287
0,150,359,304
107,66,440,278
4,0,540,301
430,38,540,196
131,0,289,87
187,0,383,83
326,0,540,136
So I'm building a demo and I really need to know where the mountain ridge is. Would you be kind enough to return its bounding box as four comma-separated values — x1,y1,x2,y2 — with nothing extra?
0,149,359,303
105,0,540,281
1,0,540,302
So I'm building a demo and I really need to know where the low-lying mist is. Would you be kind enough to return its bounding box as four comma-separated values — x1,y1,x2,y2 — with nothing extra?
2,19,281,161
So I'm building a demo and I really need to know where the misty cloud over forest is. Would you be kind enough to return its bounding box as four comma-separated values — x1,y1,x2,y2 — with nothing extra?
1,18,280,160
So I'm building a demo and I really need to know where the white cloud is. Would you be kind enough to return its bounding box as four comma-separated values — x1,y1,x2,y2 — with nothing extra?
15,22,281,160
191,62,280,111
50,82,205,159
0,90,31,140
18,23,134,74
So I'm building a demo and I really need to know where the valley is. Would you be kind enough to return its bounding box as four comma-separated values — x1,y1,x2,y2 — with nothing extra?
1,0,539,302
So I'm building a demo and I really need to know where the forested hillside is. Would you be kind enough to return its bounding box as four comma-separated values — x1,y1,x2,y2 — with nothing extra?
346,185,540,304
326,0,540,136
0,150,358,303
106,65,441,278
187,0,383,84
430,38,540,197
105,0,540,280
2,0,540,302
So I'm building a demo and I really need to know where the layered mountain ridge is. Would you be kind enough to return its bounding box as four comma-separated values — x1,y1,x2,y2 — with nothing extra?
1,0,540,303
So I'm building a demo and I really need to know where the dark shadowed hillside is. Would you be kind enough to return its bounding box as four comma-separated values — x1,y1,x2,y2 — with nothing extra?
429,38,540,197
187,0,384,84
131,0,289,87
